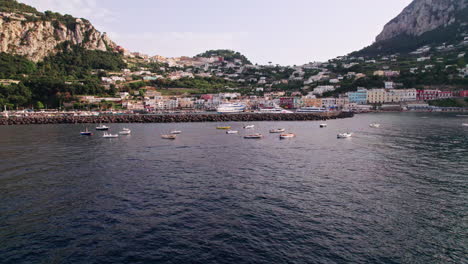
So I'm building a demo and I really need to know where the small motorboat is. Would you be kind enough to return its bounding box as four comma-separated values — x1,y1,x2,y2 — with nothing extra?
226,130,239,134
217,126,231,130
462,123,468,127
161,134,177,139
119,128,131,135
280,133,296,139
170,130,182,134
337,132,352,139
369,123,381,128
269,128,286,133
244,133,263,139
103,132,118,138
244,125,255,129
80,128,93,136
96,123,109,131
319,124,327,128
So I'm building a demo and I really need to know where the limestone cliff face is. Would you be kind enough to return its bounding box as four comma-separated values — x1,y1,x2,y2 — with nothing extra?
376,0,467,42
0,13,118,61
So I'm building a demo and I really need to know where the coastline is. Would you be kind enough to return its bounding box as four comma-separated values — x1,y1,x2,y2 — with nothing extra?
0,112,353,126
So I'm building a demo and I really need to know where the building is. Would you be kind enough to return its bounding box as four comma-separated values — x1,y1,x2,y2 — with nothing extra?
312,85,335,95
279,97,294,109
394,89,417,102
417,90,440,101
438,91,453,99
459,90,468,97
302,98,322,107
347,88,367,104
385,82,394,89
367,89,386,104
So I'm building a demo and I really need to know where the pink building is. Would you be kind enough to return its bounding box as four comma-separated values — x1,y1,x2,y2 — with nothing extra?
438,91,453,99
459,91,468,97
280,97,294,109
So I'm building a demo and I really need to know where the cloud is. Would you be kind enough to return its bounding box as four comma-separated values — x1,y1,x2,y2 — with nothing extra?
19,0,115,26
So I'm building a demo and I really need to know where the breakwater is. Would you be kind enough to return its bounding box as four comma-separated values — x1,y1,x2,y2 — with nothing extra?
0,112,353,125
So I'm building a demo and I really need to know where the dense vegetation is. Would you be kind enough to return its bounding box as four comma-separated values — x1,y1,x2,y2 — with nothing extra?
428,98,468,107
0,0,40,15
0,53,36,79
196,49,252,65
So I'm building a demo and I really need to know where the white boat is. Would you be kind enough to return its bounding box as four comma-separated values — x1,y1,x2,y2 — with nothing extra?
269,128,286,133
244,133,263,139
296,107,327,113
170,130,182,134
369,123,381,128
96,123,109,130
258,106,293,114
161,134,177,139
226,130,239,134
119,128,131,135
320,124,327,128
103,132,118,138
337,132,352,139
280,133,296,139
244,125,255,129
217,103,246,114
462,123,468,127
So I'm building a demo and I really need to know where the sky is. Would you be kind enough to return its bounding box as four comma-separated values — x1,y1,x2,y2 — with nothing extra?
21,0,413,65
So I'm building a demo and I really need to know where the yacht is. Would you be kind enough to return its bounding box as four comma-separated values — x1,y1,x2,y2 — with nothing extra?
103,132,118,138
226,130,239,134
337,132,352,139
170,130,182,134
462,123,468,127
269,128,286,133
217,103,246,114
296,107,327,113
244,125,255,129
280,133,296,139
119,128,131,135
80,128,93,136
96,123,109,131
369,123,381,128
258,106,293,114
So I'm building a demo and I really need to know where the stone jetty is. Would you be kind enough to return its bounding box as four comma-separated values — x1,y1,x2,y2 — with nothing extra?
0,112,353,126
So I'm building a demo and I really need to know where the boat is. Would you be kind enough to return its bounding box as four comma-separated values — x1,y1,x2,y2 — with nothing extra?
170,130,182,134
244,125,255,129
80,128,93,136
226,130,239,134
369,123,381,128
244,133,263,139
269,128,286,133
217,126,232,130
119,128,131,135
96,123,109,131
257,106,293,114
337,132,352,139
216,103,246,114
462,123,468,127
161,134,177,139
280,133,296,139
296,107,327,113
103,132,118,138
319,124,327,128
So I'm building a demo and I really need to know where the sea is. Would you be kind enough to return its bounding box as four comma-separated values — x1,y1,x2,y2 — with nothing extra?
0,112,467,264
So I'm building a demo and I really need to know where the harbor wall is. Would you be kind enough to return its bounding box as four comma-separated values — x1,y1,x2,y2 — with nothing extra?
0,112,354,125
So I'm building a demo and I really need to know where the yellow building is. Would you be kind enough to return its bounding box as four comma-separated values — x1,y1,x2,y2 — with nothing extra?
302,98,322,107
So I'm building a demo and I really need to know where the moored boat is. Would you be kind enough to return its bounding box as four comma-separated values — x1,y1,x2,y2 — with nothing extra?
369,123,381,128
462,123,468,127
103,132,118,138
217,126,231,130
96,123,109,131
119,128,131,135
319,124,327,128
243,125,255,129
161,134,177,139
280,133,296,139
244,133,263,139
337,132,352,139
226,130,239,134
216,103,246,113
170,130,182,134
269,128,286,133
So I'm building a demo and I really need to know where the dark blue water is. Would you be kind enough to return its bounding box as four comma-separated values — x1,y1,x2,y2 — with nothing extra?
0,113,467,264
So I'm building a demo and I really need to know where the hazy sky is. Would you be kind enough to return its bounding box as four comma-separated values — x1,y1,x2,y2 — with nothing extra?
21,0,412,65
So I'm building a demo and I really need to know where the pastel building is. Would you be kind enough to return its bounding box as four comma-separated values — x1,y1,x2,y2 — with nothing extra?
347,88,368,104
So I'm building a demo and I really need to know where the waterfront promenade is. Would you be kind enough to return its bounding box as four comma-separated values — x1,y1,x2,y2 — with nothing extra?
0,112,353,125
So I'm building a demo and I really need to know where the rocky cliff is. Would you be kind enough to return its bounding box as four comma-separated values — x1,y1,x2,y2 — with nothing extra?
0,12,118,62
376,0,467,42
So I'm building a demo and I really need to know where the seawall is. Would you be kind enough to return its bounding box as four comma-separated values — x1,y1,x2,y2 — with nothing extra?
0,112,354,125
